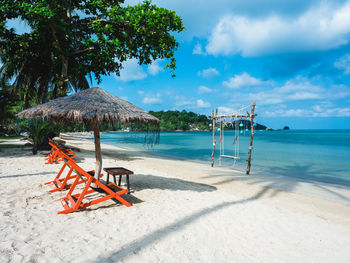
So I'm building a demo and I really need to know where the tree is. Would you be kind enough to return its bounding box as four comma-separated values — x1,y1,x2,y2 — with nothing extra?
0,0,184,105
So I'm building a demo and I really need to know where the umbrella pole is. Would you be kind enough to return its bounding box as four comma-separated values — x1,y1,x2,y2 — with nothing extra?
93,119,102,181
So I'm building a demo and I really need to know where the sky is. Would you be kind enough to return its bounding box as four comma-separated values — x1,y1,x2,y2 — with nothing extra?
7,0,350,129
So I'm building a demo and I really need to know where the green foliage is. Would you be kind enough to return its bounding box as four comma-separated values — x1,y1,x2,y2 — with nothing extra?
0,85,17,123
27,119,58,154
0,0,185,106
149,110,210,131
0,84,24,135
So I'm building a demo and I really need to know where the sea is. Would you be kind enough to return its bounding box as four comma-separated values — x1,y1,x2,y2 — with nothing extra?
99,130,350,186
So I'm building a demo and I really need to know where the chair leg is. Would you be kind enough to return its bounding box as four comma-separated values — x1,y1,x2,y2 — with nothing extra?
118,175,122,186
126,174,130,194
107,173,110,184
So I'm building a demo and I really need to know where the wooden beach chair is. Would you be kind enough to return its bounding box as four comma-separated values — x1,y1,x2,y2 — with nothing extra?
45,140,93,193
45,139,76,164
57,158,132,214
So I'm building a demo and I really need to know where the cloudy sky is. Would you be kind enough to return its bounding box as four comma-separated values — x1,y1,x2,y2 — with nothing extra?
10,0,350,128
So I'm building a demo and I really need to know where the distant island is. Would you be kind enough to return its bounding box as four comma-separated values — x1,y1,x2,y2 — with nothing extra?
149,110,210,131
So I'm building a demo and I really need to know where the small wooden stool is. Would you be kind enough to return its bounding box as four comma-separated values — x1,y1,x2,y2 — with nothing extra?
103,167,134,194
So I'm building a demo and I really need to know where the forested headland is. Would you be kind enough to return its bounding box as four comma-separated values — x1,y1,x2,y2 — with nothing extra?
149,110,210,131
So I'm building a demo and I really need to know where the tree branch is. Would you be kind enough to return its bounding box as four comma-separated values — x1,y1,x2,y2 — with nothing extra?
72,46,95,56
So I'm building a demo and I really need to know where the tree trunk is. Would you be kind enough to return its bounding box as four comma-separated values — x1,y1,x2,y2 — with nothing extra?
38,77,49,104
93,119,102,181
61,56,69,79
24,78,33,109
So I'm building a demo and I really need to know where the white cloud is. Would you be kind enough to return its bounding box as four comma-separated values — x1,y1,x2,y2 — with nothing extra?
142,93,162,104
277,77,324,94
226,76,348,107
334,54,350,74
148,60,163,75
197,67,219,78
217,106,235,114
327,84,350,99
206,1,350,56
263,106,350,117
193,43,204,55
245,76,325,105
198,85,212,94
118,59,147,82
223,72,267,89
196,99,211,108
174,95,193,107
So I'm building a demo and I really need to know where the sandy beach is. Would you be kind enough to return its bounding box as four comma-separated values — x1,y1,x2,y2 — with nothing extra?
1,134,350,263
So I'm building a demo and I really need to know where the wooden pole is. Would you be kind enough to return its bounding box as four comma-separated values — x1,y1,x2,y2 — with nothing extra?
93,118,102,181
246,102,256,175
211,109,217,167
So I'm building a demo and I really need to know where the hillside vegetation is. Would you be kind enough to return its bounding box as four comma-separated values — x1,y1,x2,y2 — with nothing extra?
149,110,210,131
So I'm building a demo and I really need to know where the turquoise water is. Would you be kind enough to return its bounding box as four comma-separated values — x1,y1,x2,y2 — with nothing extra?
100,130,350,186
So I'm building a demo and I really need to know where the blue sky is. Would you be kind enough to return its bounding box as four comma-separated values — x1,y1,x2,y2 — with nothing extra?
8,0,350,129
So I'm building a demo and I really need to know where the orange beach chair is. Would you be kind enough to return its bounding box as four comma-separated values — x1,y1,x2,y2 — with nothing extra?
45,140,91,193
45,139,76,164
57,158,132,214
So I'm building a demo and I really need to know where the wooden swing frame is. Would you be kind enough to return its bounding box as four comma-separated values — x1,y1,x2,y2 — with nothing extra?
209,103,257,174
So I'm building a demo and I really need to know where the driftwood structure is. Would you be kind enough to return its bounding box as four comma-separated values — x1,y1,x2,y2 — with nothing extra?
209,103,256,175
17,87,160,181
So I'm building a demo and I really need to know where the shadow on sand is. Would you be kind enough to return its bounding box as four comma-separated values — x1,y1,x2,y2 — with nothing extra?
203,162,350,203
92,187,269,263
130,174,216,192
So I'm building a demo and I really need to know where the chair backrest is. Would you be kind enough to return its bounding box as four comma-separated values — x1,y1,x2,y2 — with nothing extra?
49,140,76,163
65,157,93,183
49,140,95,183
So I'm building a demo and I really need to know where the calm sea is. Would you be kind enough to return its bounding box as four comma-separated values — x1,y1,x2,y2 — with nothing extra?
100,130,350,186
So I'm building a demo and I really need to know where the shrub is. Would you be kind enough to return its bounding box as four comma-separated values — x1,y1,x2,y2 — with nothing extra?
27,119,58,154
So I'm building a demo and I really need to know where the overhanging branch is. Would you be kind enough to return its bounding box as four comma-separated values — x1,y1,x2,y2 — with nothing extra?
72,46,95,56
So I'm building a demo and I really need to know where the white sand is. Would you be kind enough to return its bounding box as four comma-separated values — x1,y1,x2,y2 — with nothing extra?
0,135,350,263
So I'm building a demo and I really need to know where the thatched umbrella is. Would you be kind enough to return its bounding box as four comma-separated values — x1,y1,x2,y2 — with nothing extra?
17,87,159,181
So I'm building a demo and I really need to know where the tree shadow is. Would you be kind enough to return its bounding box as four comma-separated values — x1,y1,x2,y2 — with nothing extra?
261,163,350,202
0,146,32,157
0,171,54,180
205,163,350,202
76,147,142,162
130,174,216,192
210,173,298,198
262,163,350,186
92,187,269,263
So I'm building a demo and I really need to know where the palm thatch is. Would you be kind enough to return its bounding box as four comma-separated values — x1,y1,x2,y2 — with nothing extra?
17,87,159,125
17,87,160,182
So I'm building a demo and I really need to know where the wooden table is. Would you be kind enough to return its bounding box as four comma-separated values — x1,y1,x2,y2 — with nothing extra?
103,167,134,194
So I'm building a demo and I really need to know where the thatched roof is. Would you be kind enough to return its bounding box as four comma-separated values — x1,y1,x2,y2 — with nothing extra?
17,87,159,125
